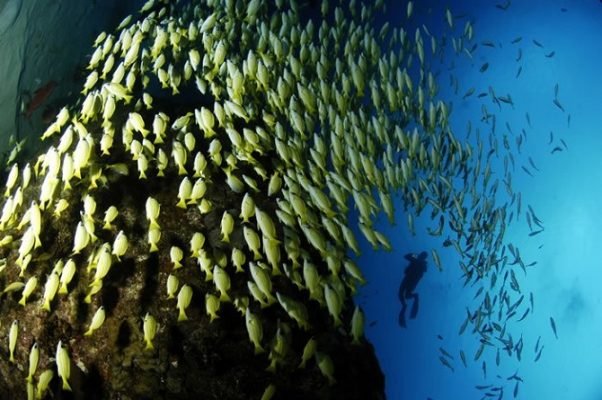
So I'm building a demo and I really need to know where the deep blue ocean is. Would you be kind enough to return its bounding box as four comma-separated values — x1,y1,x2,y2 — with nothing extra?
354,1,602,399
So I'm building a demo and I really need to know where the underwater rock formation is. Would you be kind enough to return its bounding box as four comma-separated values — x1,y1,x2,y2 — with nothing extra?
0,0,22,35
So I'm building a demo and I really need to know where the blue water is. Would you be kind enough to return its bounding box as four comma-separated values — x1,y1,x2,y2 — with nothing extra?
354,1,602,399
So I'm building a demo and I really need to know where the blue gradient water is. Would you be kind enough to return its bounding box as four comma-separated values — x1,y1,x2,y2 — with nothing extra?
354,1,602,399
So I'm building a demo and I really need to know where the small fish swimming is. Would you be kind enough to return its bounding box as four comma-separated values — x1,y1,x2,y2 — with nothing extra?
521,166,533,177
496,0,511,10
534,335,541,353
516,308,530,321
528,205,543,226
474,343,485,361
439,355,455,372
460,350,467,367
515,66,522,78
553,98,565,112
439,347,454,360
550,317,558,339
463,87,475,99
498,95,513,106
551,146,563,154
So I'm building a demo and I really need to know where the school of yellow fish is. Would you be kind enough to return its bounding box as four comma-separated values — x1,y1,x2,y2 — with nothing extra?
0,0,546,398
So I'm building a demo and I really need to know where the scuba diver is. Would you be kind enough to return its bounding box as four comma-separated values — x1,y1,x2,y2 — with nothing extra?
398,251,428,328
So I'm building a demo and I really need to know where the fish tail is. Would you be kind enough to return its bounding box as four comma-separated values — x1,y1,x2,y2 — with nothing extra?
271,265,282,276
265,362,276,373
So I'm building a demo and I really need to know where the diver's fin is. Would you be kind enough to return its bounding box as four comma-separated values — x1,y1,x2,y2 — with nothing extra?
398,311,406,328
410,296,419,319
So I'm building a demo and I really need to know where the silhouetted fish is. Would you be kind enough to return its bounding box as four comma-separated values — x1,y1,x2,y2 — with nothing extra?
496,0,511,10
550,317,558,339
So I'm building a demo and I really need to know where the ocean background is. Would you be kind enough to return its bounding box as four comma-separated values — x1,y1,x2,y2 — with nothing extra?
354,1,602,399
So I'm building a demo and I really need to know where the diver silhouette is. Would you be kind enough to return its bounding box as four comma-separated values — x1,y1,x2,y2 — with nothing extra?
398,251,427,328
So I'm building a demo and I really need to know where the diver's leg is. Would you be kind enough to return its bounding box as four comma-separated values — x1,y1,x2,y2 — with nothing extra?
398,289,408,328
398,306,407,328
409,293,419,319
